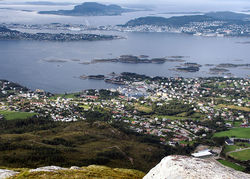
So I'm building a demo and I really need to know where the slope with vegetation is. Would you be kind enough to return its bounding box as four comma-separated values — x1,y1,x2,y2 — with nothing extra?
0,116,190,173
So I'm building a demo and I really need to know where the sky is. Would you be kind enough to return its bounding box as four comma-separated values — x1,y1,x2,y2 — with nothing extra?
2,0,250,11
3,0,250,4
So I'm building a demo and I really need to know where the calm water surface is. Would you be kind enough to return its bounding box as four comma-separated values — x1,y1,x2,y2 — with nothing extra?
0,32,249,93
0,5,249,93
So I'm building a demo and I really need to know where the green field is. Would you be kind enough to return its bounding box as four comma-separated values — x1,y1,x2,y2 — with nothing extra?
213,128,250,139
50,93,79,100
229,149,250,161
79,105,91,110
227,121,242,127
179,140,195,145
135,104,153,113
155,114,200,121
217,159,245,171
223,145,241,154
0,110,36,120
217,104,250,112
155,115,191,120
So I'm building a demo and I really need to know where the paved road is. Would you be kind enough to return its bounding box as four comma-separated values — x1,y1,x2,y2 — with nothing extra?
226,147,250,156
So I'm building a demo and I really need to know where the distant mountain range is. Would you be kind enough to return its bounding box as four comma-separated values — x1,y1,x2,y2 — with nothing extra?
39,2,133,16
123,11,250,27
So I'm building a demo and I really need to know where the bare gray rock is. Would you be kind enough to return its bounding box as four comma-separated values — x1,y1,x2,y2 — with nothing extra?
29,166,67,172
144,155,250,179
0,169,19,179
70,166,81,170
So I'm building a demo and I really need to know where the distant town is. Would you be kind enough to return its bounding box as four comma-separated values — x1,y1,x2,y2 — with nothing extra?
116,21,250,37
2,11,250,38
0,74,249,171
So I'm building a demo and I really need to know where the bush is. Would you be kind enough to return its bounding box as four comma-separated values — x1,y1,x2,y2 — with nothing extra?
213,137,228,146
97,149,125,159
42,138,74,147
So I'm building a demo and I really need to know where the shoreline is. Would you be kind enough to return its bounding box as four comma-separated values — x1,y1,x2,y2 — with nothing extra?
2,74,249,95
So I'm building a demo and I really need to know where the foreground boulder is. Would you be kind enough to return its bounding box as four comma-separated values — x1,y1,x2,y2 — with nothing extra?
144,155,250,179
0,169,19,179
29,166,67,172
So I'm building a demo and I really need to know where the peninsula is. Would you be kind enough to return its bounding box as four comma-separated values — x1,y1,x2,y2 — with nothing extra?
0,26,118,41
120,11,250,37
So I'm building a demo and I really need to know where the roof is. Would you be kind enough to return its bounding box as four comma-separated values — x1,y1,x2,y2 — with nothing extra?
191,149,212,157
225,139,234,145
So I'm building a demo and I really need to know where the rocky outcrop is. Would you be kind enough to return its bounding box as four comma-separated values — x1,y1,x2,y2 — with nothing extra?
29,166,67,172
1,165,144,179
3,155,249,179
143,155,250,179
0,169,19,179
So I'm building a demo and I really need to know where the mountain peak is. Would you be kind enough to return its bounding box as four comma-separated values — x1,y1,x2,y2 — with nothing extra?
39,2,132,16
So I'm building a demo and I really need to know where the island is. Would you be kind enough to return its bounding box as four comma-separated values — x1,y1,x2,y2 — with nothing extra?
175,66,200,72
43,59,68,63
87,75,105,80
204,64,215,67
171,62,202,72
183,62,202,68
216,63,250,68
80,72,153,85
209,67,230,73
0,26,119,41
39,2,134,16
90,55,185,64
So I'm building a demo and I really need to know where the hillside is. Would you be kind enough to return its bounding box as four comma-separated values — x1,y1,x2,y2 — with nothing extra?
123,11,250,27
0,117,178,173
124,15,215,27
205,11,250,21
39,2,133,16
0,26,17,33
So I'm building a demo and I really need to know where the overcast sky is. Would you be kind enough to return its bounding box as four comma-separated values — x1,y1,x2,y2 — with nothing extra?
4,0,250,4
3,0,250,11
